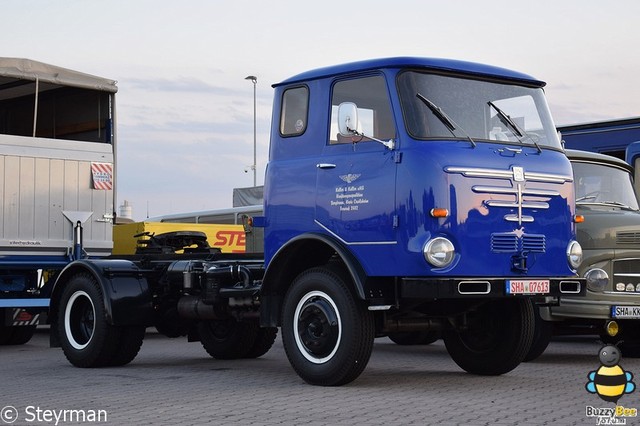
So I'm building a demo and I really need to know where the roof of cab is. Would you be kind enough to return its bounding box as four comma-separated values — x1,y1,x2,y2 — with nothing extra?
565,149,633,172
274,57,544,88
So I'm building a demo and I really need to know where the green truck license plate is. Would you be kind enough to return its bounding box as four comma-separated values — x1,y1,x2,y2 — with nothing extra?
612,306,640,319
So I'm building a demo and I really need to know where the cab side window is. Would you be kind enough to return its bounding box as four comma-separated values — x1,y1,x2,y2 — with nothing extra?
329,75,395,144
280,86,309,136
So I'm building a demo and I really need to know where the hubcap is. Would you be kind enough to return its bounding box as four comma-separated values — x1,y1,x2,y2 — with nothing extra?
293,291,341,364
64,290,96,350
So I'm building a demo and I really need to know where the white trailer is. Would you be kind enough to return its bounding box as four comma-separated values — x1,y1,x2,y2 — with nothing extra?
0,58,116,345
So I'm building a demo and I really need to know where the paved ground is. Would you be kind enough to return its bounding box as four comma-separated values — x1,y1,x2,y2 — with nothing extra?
0,328,638,425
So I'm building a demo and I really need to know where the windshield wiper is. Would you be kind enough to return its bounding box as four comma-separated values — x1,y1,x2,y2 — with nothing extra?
487,101,542,153
416,93,476,148
576,198,639,211
576,195,597,203
600,201,639,211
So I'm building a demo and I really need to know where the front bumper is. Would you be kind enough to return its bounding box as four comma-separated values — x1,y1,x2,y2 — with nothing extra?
549,291,640,320
400,277,585,299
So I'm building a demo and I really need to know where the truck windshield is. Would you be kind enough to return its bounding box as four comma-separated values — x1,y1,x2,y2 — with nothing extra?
573,161,640,210
397,71,561,149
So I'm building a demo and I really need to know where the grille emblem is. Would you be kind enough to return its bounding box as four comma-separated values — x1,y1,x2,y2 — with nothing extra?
513,166,525,182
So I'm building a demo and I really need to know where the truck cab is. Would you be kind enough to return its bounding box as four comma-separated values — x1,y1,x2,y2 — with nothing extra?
260,57,584,384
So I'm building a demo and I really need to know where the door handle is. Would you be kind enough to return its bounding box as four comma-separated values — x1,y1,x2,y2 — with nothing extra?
316,163,336,169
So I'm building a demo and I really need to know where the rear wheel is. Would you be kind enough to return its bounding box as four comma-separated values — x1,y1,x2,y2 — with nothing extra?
281,266,375,386
57,273,122,367
0,308,38,345
244,325,278,359
198,318,258,359
443,299,534,375
154,306,190,338
108,326,146,366
0,326,12,345
0,325,37,345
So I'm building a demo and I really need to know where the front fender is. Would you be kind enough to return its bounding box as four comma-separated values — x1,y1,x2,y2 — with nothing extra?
260,232,368,327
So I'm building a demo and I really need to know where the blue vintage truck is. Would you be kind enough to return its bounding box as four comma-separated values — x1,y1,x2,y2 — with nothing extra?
40,57,585,386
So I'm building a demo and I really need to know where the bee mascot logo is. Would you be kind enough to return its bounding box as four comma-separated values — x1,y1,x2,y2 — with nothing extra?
586,345,635,403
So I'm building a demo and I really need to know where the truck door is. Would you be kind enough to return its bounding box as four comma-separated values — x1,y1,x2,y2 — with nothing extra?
315,75,398,244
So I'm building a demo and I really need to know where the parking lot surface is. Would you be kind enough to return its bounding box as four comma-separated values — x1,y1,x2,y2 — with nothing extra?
1,328,638,425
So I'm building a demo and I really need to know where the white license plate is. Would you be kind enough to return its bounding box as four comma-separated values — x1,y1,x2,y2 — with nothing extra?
612,306,640,319
506,280,550,295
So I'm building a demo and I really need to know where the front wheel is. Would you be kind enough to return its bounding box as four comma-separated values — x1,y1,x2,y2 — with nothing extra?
281,266,375,386
523,305,553,362
443,299,534,375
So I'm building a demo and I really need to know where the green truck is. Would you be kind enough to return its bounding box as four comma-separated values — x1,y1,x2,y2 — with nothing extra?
530,149,640,358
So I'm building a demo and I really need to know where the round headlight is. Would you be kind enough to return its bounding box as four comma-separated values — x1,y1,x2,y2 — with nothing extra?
585,268,608,292
566,240,582,269
424,237,455,268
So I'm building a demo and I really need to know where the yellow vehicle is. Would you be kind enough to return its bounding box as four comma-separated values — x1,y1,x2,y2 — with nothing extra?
113,222,246,255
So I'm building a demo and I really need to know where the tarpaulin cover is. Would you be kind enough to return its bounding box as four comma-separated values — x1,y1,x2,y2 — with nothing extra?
0,57,117,93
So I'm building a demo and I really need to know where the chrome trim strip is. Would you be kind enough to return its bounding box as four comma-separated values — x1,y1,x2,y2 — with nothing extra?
445,166,572,184
524,171,573,183
368,305,393,311
472,185,516,194
504,214,534,222
457,281,492,295
444,166,512,179
472,185,559,197
486,201,549,209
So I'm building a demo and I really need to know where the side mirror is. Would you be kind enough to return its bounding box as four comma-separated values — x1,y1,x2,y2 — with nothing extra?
557,130,565,150
337,102,359,136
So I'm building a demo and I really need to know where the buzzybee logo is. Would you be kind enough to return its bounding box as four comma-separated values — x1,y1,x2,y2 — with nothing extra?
585,345,637,425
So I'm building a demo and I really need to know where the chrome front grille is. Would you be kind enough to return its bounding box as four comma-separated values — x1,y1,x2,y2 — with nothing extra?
444,165,571,226
612,258,640,293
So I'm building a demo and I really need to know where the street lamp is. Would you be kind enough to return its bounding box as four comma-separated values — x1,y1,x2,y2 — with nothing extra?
245,75,257,187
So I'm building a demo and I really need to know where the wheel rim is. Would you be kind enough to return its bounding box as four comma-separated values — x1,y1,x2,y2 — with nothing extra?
64,290,96,350
293,290,341,364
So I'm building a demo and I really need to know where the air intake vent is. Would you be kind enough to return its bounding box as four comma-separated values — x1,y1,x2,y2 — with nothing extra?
491,234,518,252
491,233,546,253
617,231,640,245
522,234,546,252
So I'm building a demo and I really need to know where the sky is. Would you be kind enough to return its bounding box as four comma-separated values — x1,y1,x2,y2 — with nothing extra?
3,0,640,221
